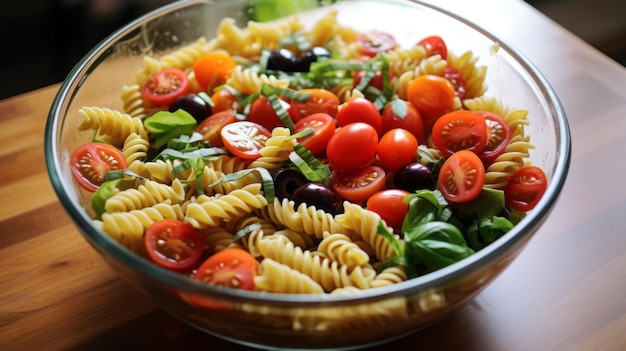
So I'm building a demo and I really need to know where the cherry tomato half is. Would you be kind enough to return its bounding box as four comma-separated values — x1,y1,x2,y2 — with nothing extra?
221,121,272,160
326,122,379,171
141,68,190,106
377,128,419,172
293,113,336,155
195,110,238,147
289,88,340,120
406,74,456,118
476,111,512,164
193,52,237,91
366,189,410,231
332,165,387,203
145,219,204,271
504,166,548,212
194,248,258,290
437,150,485,203
70,142,128,192
357,30,397,57
381,99,424,143
417,35,448,59
431,110,489,156
336,97,383,134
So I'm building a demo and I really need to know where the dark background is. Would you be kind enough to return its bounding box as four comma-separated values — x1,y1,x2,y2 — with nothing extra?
1,0,625,100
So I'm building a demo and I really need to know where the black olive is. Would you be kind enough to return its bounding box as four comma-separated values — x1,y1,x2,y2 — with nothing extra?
298,46,331,71
266,48,298,72
393,162,435,193
169,93,212,122
290,183,341,215
272,168,309,200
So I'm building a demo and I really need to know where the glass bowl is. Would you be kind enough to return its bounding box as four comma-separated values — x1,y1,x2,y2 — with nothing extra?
45,0,571,349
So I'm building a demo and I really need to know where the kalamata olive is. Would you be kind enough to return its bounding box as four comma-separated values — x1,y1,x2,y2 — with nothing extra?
298,46,331,70
266,48,298,72
169,93,212,122
393,162,435,192
290,182,341,215
272,168,309,200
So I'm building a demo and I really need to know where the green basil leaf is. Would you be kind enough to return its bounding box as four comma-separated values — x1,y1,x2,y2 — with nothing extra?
408,239,475,272
144,109,197,149
467,216,514,250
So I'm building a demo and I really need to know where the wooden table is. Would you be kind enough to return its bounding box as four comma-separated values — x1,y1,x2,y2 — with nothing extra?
2,0,626,349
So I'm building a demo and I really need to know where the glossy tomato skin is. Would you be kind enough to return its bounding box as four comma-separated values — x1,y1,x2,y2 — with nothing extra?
381,99,424,143
417,35,448,59
293,113,336,155
194,248,258,290
366,189,410,231
406,74,456,119
221,121,272,160
476,111,512,164
443,66,467,99
377,128,419,172
431,110,489,157
326,122,379,171
437,150,485,203
289,89,340,120
247,96,296,130
505,166,548,211
332,165,387,203
193,52,237,91
70,142,128,192
336,97,383,134
144,219,204,271
353,70,384,91
357,30,397,57
141,68,190,106
195,110,238,147
210,88,239,113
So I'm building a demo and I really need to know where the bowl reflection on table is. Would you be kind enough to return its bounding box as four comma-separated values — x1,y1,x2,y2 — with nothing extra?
44,0,570,349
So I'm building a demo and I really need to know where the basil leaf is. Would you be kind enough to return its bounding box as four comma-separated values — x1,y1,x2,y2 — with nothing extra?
467,216,514,250
408,239,475,272
401,189,441,233
91,178,135,219
144,109,197,149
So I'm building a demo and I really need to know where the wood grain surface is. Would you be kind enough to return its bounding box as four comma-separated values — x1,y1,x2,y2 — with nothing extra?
2,0,626,350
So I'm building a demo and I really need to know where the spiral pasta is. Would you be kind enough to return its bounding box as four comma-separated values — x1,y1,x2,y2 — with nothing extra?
248,127,297,171
255,258,325,294
317,232,371,269
261,198,347,239
104,178,186,213
78,106,149,147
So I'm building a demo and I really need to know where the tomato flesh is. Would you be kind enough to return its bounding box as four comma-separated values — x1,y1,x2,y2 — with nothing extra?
145,219,203,271
431,110,489,156
293,113,336,155
194,248,258,290
505,166,548,211
141,68,189,106
437,150,485,203
366,189,410,231
70,142,128,192
221,121,272,160
332,165,386,203
357,30,397,57
195,110,238,147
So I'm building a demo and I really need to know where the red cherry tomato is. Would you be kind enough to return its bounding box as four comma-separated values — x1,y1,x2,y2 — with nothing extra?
332,165,387,203
144,219,203,271
431,110,489,156
326,122,379,171
406,74,456,118
247,96,296,130
366,189,410,231
505,166,548,211
210,88,238,113
417,35,448,59
220,121,272,160
443,66,467,99
194,248,258,290
353,70,384,91
377,128,419,172
336,97,383,134
476,111,512,164
70,142,128,192
193,52,237,91
289,88,340,120
381,99,424,143
141,68,190,106
437,150,485,203
195,110,238,147
357,30,397,57
293,113,336,155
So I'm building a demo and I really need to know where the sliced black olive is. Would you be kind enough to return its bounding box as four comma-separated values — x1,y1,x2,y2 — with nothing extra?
290,182,341,215
169,93,212,122
393,162,435,193
273,168,309,200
